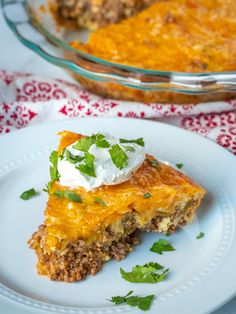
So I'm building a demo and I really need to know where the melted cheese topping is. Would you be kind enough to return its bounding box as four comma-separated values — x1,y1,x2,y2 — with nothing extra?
70,0,236,72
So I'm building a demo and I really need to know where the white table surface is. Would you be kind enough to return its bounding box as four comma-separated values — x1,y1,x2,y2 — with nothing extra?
0,8,236,314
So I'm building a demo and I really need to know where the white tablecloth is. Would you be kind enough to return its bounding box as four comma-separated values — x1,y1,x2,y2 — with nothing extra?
0,9,235,314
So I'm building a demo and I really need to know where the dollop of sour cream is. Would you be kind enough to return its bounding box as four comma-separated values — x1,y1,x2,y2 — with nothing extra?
58,133,146,190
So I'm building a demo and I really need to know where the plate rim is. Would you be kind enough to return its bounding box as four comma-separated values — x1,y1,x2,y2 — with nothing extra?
0,116,235,159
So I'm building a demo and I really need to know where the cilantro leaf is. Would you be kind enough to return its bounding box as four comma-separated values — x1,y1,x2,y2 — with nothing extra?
144,192,152,199
109,144,128,169
73,137,94,152
109,291,155,311
176,163,183,169
109,291,133,305
94,197,107,207
54,190,82,203
65,149,84,164
196,232,205,239
120,262,169,283
150,239,175,255
94,133,110,148
54,190,64,198
64,191,82,203
43,183,51,193
20,188,37,200
119,138,145,147
73,133,110,152
49,151,60,182
44,150,60,193
126,294,155,311
148,158,159,169
76,152,96,177
122,145,135,152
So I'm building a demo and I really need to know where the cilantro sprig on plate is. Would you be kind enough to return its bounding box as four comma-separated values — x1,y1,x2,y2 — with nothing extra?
109,291,155,311
150,239,175,255
120,262,169,284
20,188,37,200
196,232,205,239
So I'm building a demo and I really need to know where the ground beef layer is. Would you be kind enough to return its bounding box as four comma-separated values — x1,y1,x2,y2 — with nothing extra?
50,0,155,30
28,205,193,282
29,224,139,282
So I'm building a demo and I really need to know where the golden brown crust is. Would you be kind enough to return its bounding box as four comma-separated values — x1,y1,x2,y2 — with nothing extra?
62,0,236,104
71,0,236,73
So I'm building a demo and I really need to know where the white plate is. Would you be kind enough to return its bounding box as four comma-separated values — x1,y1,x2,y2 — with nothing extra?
0,118,236,314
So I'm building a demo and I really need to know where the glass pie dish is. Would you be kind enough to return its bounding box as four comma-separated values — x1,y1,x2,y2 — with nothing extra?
2,0,236,104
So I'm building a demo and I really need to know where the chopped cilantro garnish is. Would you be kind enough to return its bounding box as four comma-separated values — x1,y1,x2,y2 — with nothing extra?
148,158,159,169
20,188,37,200
176,163,183,169
196,232,205,239
150,239,175,255
65,150,84,164
54,190,82,203
109,144,128,169
59,148,66,160
119,137,145,147
144,192,152,199
123,145,135,152
49,151,60,181
94,197,107,207
125,294,155,311
76,152,96,177
73,137,94,152
120,262,169,284
72,133,110,152
109,291,155,311
54,190,63,198
43,183,50,193
109,291,133,305
44,150,60,193
94,133,110,148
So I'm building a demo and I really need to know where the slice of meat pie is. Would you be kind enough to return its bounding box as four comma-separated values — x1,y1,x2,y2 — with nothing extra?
28,130,206,282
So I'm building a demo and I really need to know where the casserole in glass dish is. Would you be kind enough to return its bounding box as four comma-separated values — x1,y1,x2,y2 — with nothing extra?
2,0,236,104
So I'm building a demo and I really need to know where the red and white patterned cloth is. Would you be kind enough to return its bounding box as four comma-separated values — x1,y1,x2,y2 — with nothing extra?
0,70,236,155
